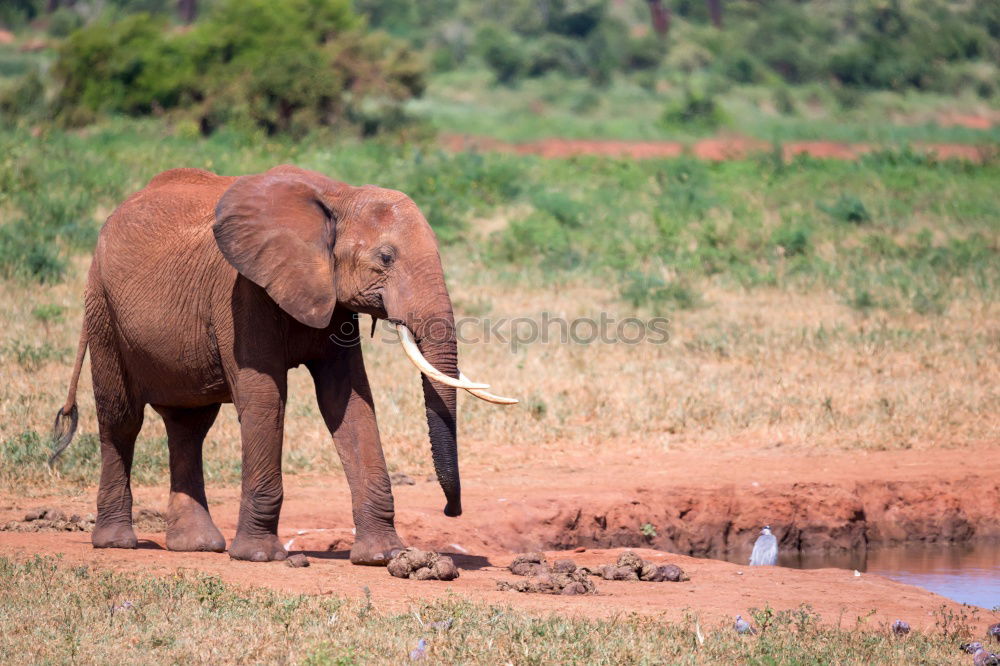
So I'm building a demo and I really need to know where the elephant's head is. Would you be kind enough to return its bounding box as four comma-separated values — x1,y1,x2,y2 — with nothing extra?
212,165,514,517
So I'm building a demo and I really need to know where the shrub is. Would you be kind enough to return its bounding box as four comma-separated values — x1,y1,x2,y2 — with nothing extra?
45,0,425,136
0,69,46,121
0,220,67,283
47,7,84,38
820,194,871,225
476,24,526,85
660,88,727,131
772,222,811,257
620,270,700,311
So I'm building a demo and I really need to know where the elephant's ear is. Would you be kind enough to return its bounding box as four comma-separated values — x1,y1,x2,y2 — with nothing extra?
214,166,344,329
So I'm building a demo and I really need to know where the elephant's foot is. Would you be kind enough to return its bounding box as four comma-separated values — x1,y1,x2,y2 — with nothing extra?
166,494,226,553
228,532,287,562
92,521,138,549
350,532,405,566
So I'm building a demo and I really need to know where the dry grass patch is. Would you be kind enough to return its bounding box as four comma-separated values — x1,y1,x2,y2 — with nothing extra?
2,254,997,491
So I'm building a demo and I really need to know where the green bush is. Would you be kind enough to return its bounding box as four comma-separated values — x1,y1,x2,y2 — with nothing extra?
620,271,700,311
468,2,647,86
0,69,45,120
660,88,727,131
0,222,66,283
47,7,84,38
820,194,871,225
772,222,811,257
43,0,425,136
475,24,526,85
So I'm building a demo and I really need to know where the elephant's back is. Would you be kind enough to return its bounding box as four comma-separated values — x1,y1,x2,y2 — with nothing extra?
95,168,237,296
101,168,236,242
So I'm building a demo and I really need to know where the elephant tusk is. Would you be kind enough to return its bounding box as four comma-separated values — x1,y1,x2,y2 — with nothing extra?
459,371,519,405
394,324,490,390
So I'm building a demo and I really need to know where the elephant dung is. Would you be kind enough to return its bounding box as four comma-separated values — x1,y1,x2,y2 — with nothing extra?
587,550,689,583
497,570,596,596
24,507,66,522
389,472,416,486
551,558,577,573
508,552,551,576
134,508,167,531
4,509,94,533
646,563,688,582
387,548,459,581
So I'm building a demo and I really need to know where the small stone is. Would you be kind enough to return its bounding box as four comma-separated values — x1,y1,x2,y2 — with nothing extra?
285,554,310,568
574,547,586,553
69,514,81,524
561,581,589,595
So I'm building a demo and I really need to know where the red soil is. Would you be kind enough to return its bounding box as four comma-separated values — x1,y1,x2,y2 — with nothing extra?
2,445,998,630
440,134,996,163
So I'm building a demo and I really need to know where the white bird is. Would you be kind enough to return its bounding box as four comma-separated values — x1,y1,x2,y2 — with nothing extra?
749,525,778,566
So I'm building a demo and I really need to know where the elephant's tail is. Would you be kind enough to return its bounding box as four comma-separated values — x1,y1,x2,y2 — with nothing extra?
49,324,88,467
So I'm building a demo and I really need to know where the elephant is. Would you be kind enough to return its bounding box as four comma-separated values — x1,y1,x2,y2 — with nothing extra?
50,165,515,563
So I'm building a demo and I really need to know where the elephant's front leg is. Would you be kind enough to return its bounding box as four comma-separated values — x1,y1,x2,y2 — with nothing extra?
309,349,404,565
228,368,289,562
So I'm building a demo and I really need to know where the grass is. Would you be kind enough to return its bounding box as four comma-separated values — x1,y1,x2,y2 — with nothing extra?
0,555,975,664
0,119,997,492
412,68,1000,144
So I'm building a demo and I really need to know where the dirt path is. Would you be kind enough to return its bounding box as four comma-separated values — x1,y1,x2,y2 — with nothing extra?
2,445,998,629
441,134,996,162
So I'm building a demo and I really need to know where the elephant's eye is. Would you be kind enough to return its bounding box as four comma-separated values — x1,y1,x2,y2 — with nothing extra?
377,246,396,268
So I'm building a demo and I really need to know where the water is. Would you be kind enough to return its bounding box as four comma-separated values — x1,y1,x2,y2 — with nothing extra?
722,542,1000,609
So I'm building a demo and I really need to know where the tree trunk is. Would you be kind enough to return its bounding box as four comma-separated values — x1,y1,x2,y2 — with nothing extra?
178,0,198,24
647,0,670,37
707,0,723,28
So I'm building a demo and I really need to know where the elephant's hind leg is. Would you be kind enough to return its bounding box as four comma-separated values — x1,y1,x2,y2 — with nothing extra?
90,334,143,549
155,404,226,552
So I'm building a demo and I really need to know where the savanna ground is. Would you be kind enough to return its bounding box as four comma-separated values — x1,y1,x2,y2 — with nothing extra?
2,8,1000,657
1,118,998,662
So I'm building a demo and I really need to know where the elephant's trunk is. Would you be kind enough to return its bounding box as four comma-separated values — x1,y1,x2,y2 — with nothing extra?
398,279,462,518
417,328,461,517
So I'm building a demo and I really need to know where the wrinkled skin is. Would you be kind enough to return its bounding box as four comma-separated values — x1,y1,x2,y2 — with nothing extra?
62,165,462,563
